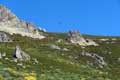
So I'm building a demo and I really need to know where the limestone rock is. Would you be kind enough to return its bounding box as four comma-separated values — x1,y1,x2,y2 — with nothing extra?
118,58,120,62
99,38,109,41
13,45,30,60
33,58,39,64
50,44,61,50
2,52,6,57
0,52,2,59
0,5,45,39
0,32,12,42
80,51,107,68
56,39,63,43
63,48,69,51
68,30,98,46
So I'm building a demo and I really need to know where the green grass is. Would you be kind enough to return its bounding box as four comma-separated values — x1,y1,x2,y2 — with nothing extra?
0,32,120,79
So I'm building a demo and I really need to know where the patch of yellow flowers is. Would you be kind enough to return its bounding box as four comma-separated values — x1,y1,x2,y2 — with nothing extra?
0,75,4,80
24,71,36,80
5,68,37,80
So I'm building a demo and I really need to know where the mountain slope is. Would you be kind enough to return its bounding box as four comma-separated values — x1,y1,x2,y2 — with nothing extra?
0,5,119,80
0,32,119,80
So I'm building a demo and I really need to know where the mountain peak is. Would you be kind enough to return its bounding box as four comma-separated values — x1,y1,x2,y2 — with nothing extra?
0,5,17,22
0,5,45,39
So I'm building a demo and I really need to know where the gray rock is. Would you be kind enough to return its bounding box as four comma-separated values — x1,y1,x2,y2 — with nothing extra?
0,32,12,42
118,58,120,62
13,45,30,60
17,63,23,66
0,5,45,39
63,48,69,51
5,57,9,60
0,5,16,22
50,44,61,50
0,52,2,59
2,52,6,57
13,59,18,63
67,30,98,46
33,58,39,64
56,39,63,43
80,51,107,68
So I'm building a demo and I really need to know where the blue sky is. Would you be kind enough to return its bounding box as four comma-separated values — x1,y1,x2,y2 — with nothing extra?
0,0,120,36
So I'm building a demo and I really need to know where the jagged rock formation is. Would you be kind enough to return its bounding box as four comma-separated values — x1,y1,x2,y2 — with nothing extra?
68,30,98,46
13,45,30,60
0,32,12,42
80,51,107,68
0,5,45,39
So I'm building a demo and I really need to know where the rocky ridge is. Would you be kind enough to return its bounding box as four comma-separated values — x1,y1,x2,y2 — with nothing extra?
0,5,45,39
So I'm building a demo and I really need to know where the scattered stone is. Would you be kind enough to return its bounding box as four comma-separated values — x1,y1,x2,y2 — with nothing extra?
5,57,9,60
118,58,120,62
111,38,117,41
108,52,112,55
56,39,63,43
85,39,99,46
74,56,79,60
81,46,85,49
61,53,65,56
17,63,23,66
50,44,61,50
13,59,18,63
22,66,26,69
99,38,109,41
50,66,53,69
63,48,69,51
106,42,110,44
2,52,6,57
68,55,72,59
87,61,93,66
13,45,30,60
111,41,115,43
33,58,39,64
0,52,2,59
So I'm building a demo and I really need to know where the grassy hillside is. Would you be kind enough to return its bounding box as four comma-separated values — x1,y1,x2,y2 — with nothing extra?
0,32,120,80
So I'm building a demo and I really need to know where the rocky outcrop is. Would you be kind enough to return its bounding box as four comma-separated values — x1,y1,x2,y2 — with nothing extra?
80,51,107,68
67,30,98,46
13,45,30,60
0,32,12,42
0,5,45,39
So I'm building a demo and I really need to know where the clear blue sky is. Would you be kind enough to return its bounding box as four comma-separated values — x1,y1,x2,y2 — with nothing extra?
0,0,120,36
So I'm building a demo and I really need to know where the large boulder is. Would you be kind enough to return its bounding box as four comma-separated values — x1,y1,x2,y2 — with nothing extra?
13,45,30,60
68,30,98,46
0,5,45,39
